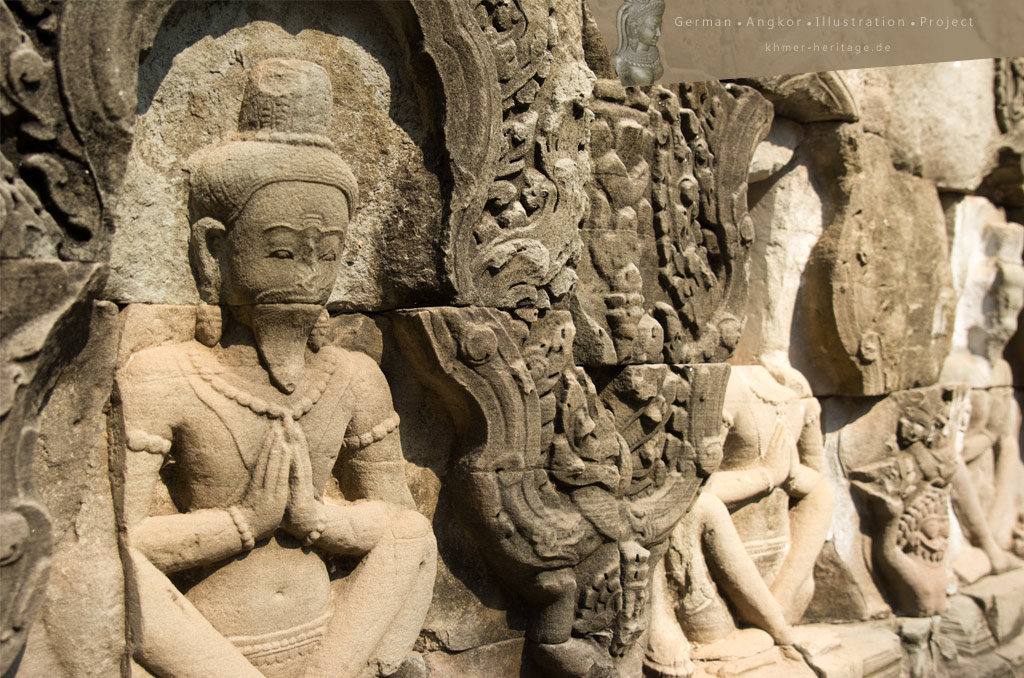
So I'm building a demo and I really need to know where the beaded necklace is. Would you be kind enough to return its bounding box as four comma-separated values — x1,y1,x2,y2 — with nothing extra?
185,345,339,422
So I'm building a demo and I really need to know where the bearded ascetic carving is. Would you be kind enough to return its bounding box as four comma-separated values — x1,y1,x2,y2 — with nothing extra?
114,59,435,678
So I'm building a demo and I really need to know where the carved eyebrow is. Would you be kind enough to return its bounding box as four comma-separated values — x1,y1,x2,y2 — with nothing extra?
261,223,346,235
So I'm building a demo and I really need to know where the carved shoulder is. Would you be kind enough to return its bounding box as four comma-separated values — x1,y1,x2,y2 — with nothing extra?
332,348,398,440
116,343,192,449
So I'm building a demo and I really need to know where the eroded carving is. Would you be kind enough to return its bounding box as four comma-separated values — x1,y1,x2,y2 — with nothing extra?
393,306,729,677
0,0,103,260
841,385,967,616
573,86,659,365
645,366,833,675
114,59,435,678
463,0,590,311
731,72,859,123
573,79,769,366
941,201,1024,581
995,57,1024,135
799,125,955,396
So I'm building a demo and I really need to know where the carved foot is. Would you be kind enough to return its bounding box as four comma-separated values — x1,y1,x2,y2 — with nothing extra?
989,548,1024,575
689,628,775,662
530,637,613,678
642,650,694,678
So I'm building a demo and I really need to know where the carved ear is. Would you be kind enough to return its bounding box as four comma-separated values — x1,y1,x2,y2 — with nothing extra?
190,217,226,303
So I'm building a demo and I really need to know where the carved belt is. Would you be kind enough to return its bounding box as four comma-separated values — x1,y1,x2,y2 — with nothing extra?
228,611,331,668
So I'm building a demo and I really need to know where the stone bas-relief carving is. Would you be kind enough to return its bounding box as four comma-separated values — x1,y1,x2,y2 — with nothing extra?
645,366,833,676
5,0,1024,675
574,78,770,367
795,123,955,397
610,0,664,86
393,306,731,677
940,197,1024,582
994,57,1023,136
115,59,435,678
837,385,967,618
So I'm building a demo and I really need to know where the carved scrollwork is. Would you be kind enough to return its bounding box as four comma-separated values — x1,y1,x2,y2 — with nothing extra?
573,79,770,366
0,426,52,673
0,1,102,260
461,0,590,311
393,306,729,676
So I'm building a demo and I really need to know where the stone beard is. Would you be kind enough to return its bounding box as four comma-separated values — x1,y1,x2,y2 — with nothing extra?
115,58,436,678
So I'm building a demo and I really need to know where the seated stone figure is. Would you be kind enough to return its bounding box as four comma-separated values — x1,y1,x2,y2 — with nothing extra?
116,59,436,678
645,365,834,676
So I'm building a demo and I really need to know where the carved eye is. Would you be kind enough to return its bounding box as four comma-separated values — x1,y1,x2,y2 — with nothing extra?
269,250,293,259
319,252,337,262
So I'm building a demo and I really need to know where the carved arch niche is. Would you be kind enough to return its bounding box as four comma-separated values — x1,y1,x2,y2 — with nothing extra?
103,0,453,310
3,1,561,675
67,0,586,312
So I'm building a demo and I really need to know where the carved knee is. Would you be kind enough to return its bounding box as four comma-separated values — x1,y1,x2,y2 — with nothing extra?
387,509,436,555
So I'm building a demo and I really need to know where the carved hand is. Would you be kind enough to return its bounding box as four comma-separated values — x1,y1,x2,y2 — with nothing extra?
236,422,292,542
764,423,797,490
282,417,325,544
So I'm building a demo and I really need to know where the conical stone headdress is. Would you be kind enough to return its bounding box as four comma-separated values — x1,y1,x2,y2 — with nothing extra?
189,58,358,225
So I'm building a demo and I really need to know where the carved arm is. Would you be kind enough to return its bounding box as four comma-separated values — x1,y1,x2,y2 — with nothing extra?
123,451,254,574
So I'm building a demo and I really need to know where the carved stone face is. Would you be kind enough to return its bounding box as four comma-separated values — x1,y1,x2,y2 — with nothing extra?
220,181,348,307
636,13,661,47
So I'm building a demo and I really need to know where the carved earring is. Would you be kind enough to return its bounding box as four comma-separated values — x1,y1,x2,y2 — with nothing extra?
308,309,332,352
195,304,222,347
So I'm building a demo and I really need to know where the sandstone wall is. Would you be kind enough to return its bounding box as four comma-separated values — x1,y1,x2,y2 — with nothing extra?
2,2,1022,677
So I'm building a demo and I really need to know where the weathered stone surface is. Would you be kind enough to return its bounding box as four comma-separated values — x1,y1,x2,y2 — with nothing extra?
574,79,770,366
840,61,1014,193
830,386,968,617
4,1,1024,676
942,196,1024,384
941,595,997,658
107,2,445,310
794,621,903,678
940,196,1024,577
734,72,859,123
647,365,833,672
962,568,1024,644
97,0,594,315
798,124,954,396
110,58,436,678
736,142,825,384
392,304,732,677
1,260,106,672
995,58,1024,137
17,301,123,678
1,2,105,261
422,638,525,678
898,617,960,678
375,316,524,655
692,645,818,678
747,118,803,184
994,631,1024,673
